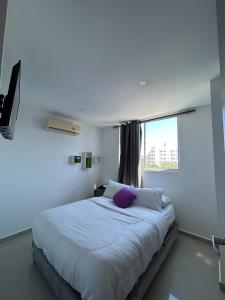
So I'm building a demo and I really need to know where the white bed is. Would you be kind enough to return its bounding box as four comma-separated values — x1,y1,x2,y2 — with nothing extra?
33,196,175,300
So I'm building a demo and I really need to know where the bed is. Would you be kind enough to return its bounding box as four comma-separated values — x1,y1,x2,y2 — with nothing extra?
32,196,177,300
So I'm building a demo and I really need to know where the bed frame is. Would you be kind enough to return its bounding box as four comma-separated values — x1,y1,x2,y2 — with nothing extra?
32,221,178,300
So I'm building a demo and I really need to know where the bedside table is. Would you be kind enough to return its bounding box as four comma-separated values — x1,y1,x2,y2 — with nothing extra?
94,186,106,197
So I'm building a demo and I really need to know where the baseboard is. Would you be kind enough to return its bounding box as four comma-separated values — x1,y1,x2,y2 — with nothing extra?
0,228,32,243
179,229,211,245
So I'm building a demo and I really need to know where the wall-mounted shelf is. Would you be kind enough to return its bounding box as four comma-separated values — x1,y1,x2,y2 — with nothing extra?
82,152,92,170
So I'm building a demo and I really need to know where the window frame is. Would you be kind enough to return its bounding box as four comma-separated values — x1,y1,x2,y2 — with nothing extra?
141,116,180,172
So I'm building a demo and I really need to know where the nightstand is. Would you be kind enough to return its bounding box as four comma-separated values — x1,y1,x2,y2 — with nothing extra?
94,186,106,197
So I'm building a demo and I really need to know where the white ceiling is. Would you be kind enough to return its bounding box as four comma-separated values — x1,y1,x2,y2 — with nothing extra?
2,0,219,125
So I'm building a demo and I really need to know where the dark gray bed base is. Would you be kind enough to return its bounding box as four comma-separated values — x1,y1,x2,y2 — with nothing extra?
32,222,178,300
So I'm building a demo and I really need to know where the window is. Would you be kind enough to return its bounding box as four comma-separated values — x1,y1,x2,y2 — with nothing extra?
141,117,179,171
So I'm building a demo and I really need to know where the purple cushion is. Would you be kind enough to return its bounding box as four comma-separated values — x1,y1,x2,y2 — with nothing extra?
113,187,137,208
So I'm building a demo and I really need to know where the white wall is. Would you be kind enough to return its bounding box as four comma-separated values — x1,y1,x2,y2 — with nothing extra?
0,0,102,239
100,127,119,184
211,75,225,283
101,105,218,239
0,0,7,80
0,105,102,239
212,0,225,283
143,106,217,239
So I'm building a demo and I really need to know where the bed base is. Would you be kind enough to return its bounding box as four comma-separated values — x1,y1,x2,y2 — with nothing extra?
32,222,178,300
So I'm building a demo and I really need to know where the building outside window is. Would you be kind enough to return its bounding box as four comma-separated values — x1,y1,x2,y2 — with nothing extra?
141,117,179,171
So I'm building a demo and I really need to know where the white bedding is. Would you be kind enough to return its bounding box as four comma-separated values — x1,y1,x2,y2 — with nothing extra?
161,204,175,226
33,196,174,300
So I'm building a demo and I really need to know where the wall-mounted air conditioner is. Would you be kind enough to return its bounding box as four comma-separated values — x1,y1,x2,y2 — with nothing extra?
47,117,80,136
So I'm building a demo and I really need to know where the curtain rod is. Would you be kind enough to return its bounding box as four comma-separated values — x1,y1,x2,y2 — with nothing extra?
113,108,196,128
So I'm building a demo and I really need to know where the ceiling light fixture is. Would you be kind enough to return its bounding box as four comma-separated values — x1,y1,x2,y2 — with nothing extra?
137,80,148,88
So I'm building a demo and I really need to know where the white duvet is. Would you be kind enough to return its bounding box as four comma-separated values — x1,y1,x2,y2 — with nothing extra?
33,196,170,300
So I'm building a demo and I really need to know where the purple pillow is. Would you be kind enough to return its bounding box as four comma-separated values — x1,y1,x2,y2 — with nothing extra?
113,187,137,208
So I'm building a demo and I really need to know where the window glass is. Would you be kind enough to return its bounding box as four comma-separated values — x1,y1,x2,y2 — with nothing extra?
141,117,179,171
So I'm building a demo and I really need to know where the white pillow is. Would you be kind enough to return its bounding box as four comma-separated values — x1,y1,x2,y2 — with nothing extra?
161,195,172,208
134,188,163,211
103,180,130,199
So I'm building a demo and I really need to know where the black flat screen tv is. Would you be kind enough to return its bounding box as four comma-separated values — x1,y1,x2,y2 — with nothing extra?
0,60,21,140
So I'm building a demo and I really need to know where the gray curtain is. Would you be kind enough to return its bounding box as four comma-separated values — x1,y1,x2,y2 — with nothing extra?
118,121,142,187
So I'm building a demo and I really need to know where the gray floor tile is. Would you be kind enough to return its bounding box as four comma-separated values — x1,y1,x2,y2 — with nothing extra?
0,233,224,300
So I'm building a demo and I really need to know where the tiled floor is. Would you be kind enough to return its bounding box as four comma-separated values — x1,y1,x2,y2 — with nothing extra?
0,232,224,300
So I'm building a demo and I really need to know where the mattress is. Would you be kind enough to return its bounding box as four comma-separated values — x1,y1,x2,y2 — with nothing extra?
32,196,175,300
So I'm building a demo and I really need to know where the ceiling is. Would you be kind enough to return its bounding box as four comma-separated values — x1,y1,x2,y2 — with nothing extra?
1,0,219,125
